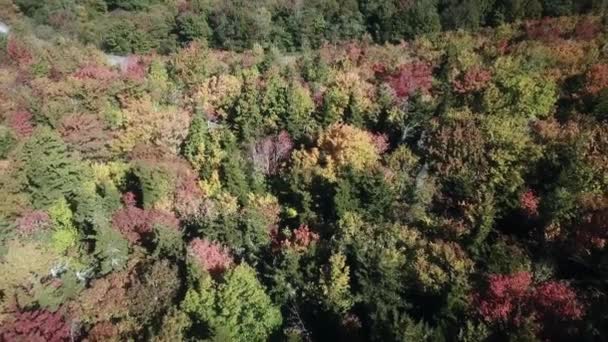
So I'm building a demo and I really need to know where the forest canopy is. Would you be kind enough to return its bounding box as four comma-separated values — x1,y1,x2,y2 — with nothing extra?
2,0,607,53
1,0,608,341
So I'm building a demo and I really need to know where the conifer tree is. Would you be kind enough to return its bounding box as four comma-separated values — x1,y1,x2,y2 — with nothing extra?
183,264,282,342
19,127,83,209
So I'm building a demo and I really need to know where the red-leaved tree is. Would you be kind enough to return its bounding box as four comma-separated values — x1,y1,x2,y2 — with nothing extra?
585,64,608,95
574,17,602,41
520,190,540,217
369,133,389,154
8,110,34,138
272,224,320,252
0,308,73,342
147,209,180,231
534,281,584,320
58,114,110,159
524,18,564,42
452,67,492,94
574,194,608,251
6,37,33,68
475,272,533,323
288,224,319,251
384,62,433,99
112,193,150,243
122,56,148,80
86,322,119,342
173,171,205,221
474,272,584,331
188,238,233,275
112,192,180,243
15,210,52,236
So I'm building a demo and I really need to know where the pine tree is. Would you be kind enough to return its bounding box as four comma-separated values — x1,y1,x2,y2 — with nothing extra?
230,69,265,141
183,264,282,342
19,127,83,209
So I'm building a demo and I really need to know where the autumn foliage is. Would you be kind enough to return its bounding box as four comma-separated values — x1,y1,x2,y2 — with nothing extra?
112,192,179,243
2,8,608,342
386,62,433,99
6,37,33,67
15,210,52,235
524,18,565,42
7,110,34,138
475,272,584,326
0,308,73,342
520,190,540,217
476,272,533,323
73,65,118,81
534,281,584,320
452,67,492,94
188,238,233,274
585,64,608,95
574,194,608,251
58,114,110,158
273,224,320,252
574,17,602,41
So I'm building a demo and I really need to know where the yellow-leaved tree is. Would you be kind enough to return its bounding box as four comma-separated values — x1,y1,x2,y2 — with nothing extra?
292,123,380,181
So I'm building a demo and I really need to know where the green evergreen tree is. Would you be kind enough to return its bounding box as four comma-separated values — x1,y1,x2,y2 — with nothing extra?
183,264,282,342
399,0,442,39
133,163,172,209
177,12,212,43
0,126,16,159
105,0,152,11
439,0,492,30
20,127,83,209
230,69,265,141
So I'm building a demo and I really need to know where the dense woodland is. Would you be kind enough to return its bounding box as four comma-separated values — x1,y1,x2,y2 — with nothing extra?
1,0,608,341
3,0,608,53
